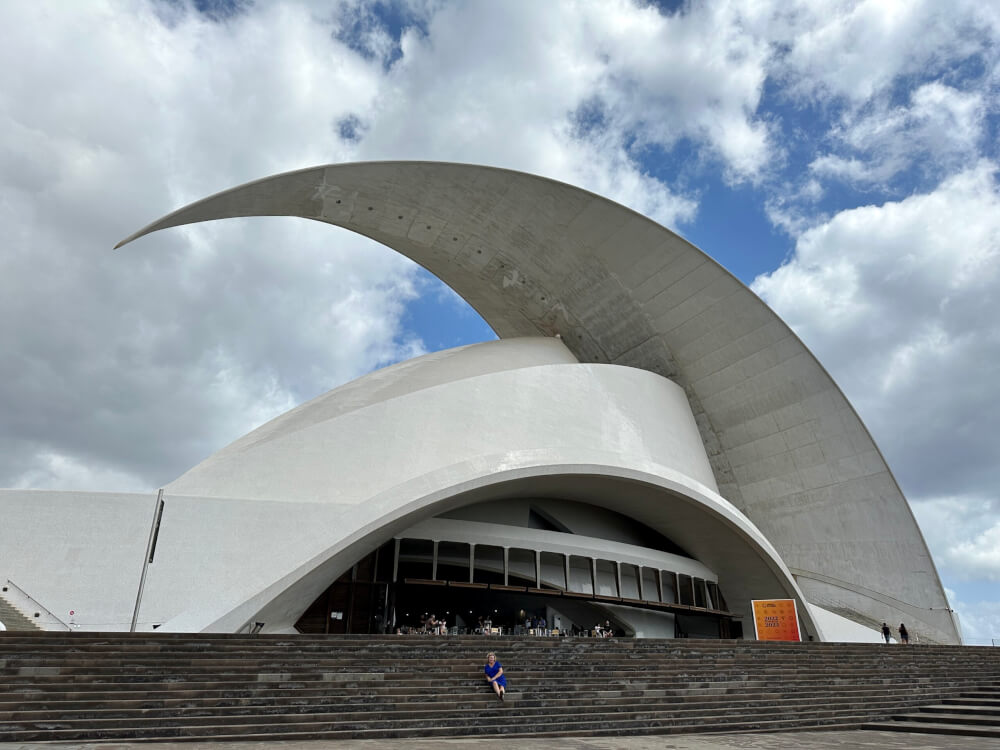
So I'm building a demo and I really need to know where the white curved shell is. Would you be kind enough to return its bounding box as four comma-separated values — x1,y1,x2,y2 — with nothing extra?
153,337,818,637
118,162,957,643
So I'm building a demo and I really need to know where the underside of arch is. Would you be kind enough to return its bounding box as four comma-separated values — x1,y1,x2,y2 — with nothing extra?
158,466,822,640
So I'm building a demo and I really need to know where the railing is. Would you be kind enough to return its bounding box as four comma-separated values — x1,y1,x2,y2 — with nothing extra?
2,579,72,631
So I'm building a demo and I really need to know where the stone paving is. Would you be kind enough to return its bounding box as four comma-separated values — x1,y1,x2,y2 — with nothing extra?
1,730,995,750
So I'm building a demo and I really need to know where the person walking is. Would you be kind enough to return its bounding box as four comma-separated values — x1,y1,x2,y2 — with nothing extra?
881,622,891,643
484,651,507,701
898,623,909,644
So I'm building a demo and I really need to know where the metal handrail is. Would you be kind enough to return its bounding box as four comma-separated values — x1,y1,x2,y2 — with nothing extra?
3,578,72,631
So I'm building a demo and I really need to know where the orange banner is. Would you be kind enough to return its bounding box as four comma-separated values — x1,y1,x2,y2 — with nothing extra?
751,599,801,641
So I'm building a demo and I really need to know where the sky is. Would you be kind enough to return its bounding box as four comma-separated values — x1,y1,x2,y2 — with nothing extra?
1,0,998,643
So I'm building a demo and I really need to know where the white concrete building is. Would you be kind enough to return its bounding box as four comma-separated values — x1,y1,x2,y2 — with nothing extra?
0,162,960,644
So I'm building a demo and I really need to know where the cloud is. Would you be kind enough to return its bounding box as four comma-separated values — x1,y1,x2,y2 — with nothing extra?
359,0,775,193
745,0,999,226
770,0,998,105
913,496,1000,582
3,0,790,490
944,587,1000,645
753,162,1000,501
810,82,987,186
0,1,423,490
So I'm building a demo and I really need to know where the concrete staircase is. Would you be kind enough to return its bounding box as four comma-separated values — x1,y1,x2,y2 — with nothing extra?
1,632,999,742
0,592,41,632
862,683,1000,738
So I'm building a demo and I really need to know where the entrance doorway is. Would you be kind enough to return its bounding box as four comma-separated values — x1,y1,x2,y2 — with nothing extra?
294,541,736,638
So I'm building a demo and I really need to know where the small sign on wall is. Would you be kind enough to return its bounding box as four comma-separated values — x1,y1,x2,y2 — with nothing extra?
751,599,801,641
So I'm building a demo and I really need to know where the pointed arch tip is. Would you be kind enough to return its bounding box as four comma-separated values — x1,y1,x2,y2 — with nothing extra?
113,235,135,250
114,225,156,250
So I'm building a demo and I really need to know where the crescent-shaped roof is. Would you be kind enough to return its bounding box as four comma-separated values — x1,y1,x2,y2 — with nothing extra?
117,161,958,643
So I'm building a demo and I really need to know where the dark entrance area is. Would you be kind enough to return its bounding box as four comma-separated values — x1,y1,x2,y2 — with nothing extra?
294,540,737,637
294,549,391,634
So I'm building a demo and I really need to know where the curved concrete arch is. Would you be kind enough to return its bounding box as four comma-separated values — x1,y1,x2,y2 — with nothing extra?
118,161,957,642
160,461,822,641
164,342,720,504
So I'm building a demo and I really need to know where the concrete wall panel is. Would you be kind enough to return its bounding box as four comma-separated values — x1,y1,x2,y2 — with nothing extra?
0,490,152,631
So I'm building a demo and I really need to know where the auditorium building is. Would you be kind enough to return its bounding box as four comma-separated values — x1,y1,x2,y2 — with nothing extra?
0,162,961,645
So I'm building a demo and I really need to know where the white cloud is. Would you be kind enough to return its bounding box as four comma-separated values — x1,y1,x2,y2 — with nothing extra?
0,1,423,489
742,0,999,219
810,82,986,186
950,527,1000,582
753,162,1000,501
906,499,1000,644
771,0,997,104
913,496,1000,581
944,587,1000,645
3,0,798,489
360,0,775,194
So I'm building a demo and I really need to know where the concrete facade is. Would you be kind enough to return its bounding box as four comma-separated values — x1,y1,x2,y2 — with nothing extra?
2,338,814,638
1,161,958,643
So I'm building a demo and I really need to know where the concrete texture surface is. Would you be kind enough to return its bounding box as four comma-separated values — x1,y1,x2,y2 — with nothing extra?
4,729,994,750
114,161,957,643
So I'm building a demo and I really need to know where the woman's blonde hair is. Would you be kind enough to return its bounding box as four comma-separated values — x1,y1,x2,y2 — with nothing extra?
487,651,496,660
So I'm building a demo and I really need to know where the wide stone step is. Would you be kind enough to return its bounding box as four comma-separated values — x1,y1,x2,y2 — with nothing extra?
2,641,986,659
0,684,956,715
0,691,947,731
0,676,977,702
0,704,874,742
949,690,1000,705
0,680,977,705
0,685,944,721
4,657,971,671
861,720,1000,738
920,702,1000,715
4,687,955,719
0,653,992,675
0,660,980,676
7,646,957,658
899,710,1000,726
0,698,872,729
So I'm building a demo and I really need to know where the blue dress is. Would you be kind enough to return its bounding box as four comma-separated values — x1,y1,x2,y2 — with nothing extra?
484,660,507,688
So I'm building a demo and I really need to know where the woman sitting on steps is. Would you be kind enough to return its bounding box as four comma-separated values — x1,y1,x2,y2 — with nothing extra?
484,651,506,701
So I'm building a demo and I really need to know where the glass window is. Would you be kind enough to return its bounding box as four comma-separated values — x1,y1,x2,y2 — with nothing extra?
660,570,677,603
397,538,433,580
437,541,470,582
568,555,594,595
620,563,640,599
473,544,505,584
693,577,707,607
641,567,659,602
374,539,396,582
705,581,717,609
595,559,618,597
539,552,566,590
677,573,694,605
707,582,725,611
508,548,536,587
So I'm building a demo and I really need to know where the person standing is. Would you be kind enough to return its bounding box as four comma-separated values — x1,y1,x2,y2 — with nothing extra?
881,622,891,643
484,651,507,701
898,623,909,644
